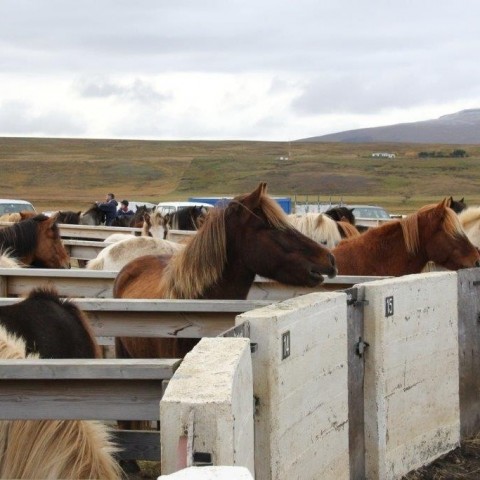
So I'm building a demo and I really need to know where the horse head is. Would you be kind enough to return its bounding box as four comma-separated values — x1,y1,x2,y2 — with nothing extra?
80,204,104,226
417,198,480,270
31,215,71,268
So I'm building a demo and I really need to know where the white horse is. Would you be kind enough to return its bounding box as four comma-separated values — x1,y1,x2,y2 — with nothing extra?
86,236,184,271
287,212,342,248
458,206,480,247
0,325,121,479
103,211,168,244
0,250,23,268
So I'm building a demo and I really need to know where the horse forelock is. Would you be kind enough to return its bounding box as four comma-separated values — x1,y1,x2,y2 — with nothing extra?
0,325,28,360
162,207,227,298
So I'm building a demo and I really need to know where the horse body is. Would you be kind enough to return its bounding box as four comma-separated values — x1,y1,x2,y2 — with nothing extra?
0,214,70,268
0,325,121,479
333,198,480,276
80,204,105,225
87,237,183,271
0,288,101,359
114,182,336,359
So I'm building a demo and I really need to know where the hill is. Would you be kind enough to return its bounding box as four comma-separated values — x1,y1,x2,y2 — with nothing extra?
1,136,480,215
298,109,480,144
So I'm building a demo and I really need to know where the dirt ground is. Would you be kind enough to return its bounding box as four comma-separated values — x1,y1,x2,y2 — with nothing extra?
403,434,480,479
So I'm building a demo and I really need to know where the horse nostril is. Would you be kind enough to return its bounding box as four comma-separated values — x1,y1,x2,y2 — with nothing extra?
328,252,336,268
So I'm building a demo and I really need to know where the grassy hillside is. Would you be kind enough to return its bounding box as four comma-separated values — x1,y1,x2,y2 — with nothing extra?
1,137,480,215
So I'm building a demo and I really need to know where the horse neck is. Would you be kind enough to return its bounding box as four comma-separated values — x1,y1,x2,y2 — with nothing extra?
333,222,428,276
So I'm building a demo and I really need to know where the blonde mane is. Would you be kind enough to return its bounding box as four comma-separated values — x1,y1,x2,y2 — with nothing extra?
401,202,465,254
288,212,341,248
458,206,480,229
0,325,121,480
161,194,290,298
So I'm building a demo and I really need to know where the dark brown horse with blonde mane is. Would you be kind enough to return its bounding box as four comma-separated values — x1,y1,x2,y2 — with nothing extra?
0,214,70,268
332,198,480,276
114,182,337,359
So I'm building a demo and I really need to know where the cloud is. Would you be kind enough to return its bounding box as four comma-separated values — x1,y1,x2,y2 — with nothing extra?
75,78,170,104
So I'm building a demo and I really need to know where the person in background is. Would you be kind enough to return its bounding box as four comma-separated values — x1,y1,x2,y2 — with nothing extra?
96,193,118,226
117,200,134,218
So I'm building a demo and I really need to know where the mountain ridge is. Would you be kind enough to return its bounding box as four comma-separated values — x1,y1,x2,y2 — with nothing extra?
298,109,480,144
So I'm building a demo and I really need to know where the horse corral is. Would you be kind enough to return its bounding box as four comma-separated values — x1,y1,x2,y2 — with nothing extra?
1,186,480,479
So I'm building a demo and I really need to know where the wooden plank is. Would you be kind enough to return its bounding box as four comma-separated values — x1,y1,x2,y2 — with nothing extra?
112,430,161,461
63,239,108,261
0,358,181,380
457,268,480,439
0,379,164,420
0,268,388,299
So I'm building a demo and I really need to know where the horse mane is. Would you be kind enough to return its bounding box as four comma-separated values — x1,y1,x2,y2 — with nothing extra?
458,206,480,229
0,214,50,257
162,194,289,298
0,249,23,268
54,211,81,224
0,325,121,480
401,202,464,254
337,221,360,238
288,213,341,247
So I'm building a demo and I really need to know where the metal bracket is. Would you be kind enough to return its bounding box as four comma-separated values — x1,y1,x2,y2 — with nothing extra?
192,452,213,467
346,289,369,307
355,337,370,357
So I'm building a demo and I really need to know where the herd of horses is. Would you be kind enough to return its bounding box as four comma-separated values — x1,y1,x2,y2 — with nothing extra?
0,185,479,478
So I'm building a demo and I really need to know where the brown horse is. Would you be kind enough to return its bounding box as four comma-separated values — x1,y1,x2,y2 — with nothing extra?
332,198,480,276
0,214,70,268
114,182,336,359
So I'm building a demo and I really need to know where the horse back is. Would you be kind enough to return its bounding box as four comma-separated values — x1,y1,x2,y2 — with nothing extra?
113,254,171,299
0,288,100,359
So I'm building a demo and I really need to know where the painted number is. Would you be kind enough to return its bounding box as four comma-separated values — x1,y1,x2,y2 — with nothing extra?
385,296,394,317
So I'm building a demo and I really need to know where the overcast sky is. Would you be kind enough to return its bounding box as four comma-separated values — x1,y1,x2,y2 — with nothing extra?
1,0,479,141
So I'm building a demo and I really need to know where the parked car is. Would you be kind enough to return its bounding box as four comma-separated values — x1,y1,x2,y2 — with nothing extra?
349,205,391,220
156,201,215,215
0,199,36,216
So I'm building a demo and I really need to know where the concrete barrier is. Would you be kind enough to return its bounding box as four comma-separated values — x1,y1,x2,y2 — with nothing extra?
158,466,254,479
361,272,459,479
160,338,254,476
237,292,350,480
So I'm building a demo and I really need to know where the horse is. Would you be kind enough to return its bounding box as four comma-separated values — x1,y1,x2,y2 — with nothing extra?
87,236,183,271
449,196,467,214
332,198,480,276
287,212,342,248
80,204,105,226
0,214,70,268
111,205,155,228
0,287,101,359
0,325,121,479
164,205,209,236
104,211,168,244
458,206,480,247
114,182,337,360
324,206,356,225
52,210,82,224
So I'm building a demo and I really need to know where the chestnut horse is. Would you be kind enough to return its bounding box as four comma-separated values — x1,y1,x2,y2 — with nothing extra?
114,182,337,359
332,198,480,276
0,214,70,268
0,325,121,479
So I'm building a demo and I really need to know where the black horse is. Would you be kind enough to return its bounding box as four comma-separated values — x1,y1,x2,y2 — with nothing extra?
53,210,82,224
164,205,209,232
324,206,356,225
0,288,100,358
449,196,467,214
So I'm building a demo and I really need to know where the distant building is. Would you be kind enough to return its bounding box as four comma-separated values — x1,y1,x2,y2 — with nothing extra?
372,152,396,158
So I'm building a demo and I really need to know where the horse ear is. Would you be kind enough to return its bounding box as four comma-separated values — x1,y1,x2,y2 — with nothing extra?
460,197,465,203
77,211,82,216
441,197,452,209
243,182,267,208
448,196,453,202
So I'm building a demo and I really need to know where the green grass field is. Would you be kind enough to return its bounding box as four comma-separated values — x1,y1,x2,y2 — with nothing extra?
1,137,480,215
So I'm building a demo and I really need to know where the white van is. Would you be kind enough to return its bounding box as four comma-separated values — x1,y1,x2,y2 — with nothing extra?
0,199,36,216
156,201,214,215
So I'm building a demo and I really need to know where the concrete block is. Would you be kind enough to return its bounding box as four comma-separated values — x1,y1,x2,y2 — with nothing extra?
160,338,254,475
237,292,349,480
362,272,460,479
158,466,254,479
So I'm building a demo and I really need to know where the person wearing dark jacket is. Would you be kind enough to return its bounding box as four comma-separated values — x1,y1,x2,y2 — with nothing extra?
96,193,118,226
116,200,134,217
